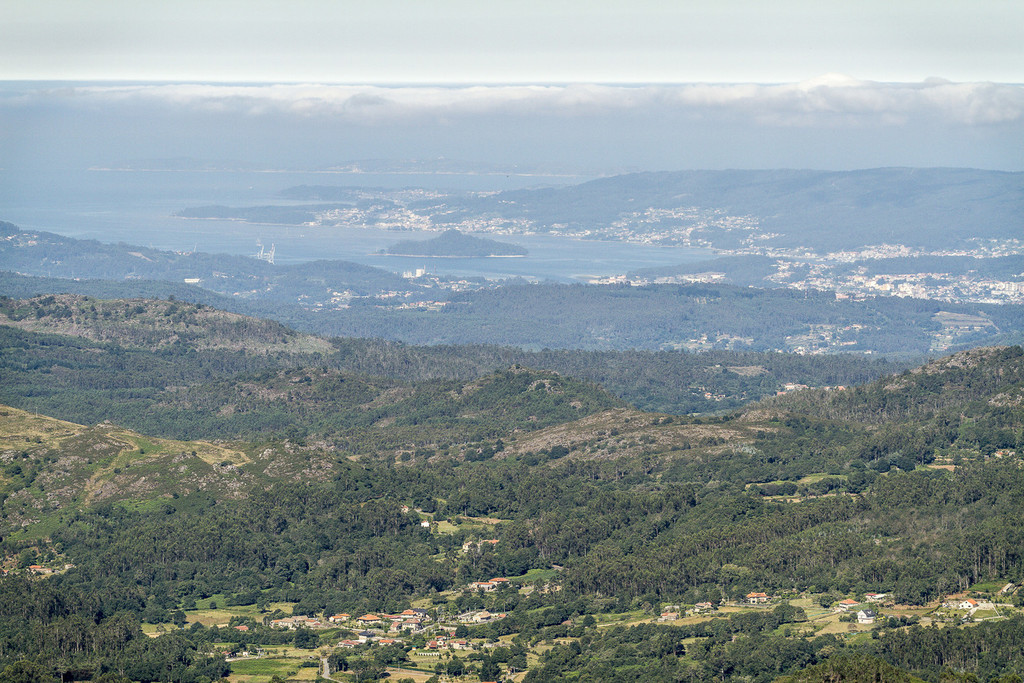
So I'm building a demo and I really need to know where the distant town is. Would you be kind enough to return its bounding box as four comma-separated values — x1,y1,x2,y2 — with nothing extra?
293,191,1024,306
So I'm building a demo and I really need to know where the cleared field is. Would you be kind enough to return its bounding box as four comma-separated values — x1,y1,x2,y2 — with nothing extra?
386,665,438,682
185,596,298,626
508,568,559,585
969,580,1008,592
228,657,301,683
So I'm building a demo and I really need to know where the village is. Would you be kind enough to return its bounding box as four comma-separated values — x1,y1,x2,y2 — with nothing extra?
9,531,1022,683
7,548,1022,683
158,568,1021,683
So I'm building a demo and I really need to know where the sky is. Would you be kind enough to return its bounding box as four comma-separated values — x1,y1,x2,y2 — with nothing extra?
3,0,1023,84
1,1,1022,172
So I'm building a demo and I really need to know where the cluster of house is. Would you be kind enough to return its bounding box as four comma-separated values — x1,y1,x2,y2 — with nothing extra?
269,608,431,632
11,564,73,576
268,615,328,630
941,598,995,613
456,609,507,624
659,602,716,621
422,635,472,652
740,590,891,624
338,636,403,649
467,577,511,592
338,618,505,651
833,600,878,624
832,592,891,624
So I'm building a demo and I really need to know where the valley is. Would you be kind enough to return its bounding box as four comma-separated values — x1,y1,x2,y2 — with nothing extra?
1,295,1023,682
1,166,1023,682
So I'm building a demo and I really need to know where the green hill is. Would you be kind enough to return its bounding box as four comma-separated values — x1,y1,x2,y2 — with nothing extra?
1,337,1024,681
0,293,909,420
0,293,331,354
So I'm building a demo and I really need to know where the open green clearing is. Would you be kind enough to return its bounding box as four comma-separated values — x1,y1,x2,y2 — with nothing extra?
228,658,302,681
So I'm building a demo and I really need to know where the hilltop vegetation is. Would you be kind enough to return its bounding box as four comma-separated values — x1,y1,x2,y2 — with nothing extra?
0,293,331,354
0,294,907,423
2,295,1024,681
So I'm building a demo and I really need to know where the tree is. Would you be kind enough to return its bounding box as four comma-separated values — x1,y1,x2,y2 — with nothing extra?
350,658,386,682
479,656,501,681
328,652,348,672
92,674,132,683
0,661,56,683
446,656,465,677
293,628,319,649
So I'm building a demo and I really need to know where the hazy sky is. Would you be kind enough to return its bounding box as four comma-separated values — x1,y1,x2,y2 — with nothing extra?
2,1,1022,172
3,0,1023,83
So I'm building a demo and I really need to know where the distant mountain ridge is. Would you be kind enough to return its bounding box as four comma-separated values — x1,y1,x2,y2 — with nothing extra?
456,167,1023,250
173,168,1023,253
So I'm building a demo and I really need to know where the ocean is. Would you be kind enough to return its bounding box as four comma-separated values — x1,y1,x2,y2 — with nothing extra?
0,168,713,282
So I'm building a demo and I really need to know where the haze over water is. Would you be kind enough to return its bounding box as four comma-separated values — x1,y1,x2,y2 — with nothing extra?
0,168,712,282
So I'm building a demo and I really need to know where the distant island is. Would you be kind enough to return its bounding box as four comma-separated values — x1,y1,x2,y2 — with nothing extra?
383,229,528,258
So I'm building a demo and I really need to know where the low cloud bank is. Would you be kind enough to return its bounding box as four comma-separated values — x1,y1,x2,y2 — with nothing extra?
10,78,1023,127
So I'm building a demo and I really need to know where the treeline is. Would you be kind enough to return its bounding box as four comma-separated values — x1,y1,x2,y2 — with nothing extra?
13,453,1024,627
327,337,907,414
764,346,1024,463
0,323,621,444
0,296,912,433
309,281,958,354
769,346,1024,426
514,608,1024,682
0,573,228,683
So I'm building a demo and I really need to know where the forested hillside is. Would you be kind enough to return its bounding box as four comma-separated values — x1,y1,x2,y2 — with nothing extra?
327,282,1010,354
0,294,908,421
1,302,1023,681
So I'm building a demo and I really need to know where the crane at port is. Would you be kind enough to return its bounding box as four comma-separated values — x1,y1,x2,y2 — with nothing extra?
254,240,276,265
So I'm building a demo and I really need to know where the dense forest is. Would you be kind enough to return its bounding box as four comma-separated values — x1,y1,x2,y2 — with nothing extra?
0,294,908,422
325,282,1007,354
1,293,1023,680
